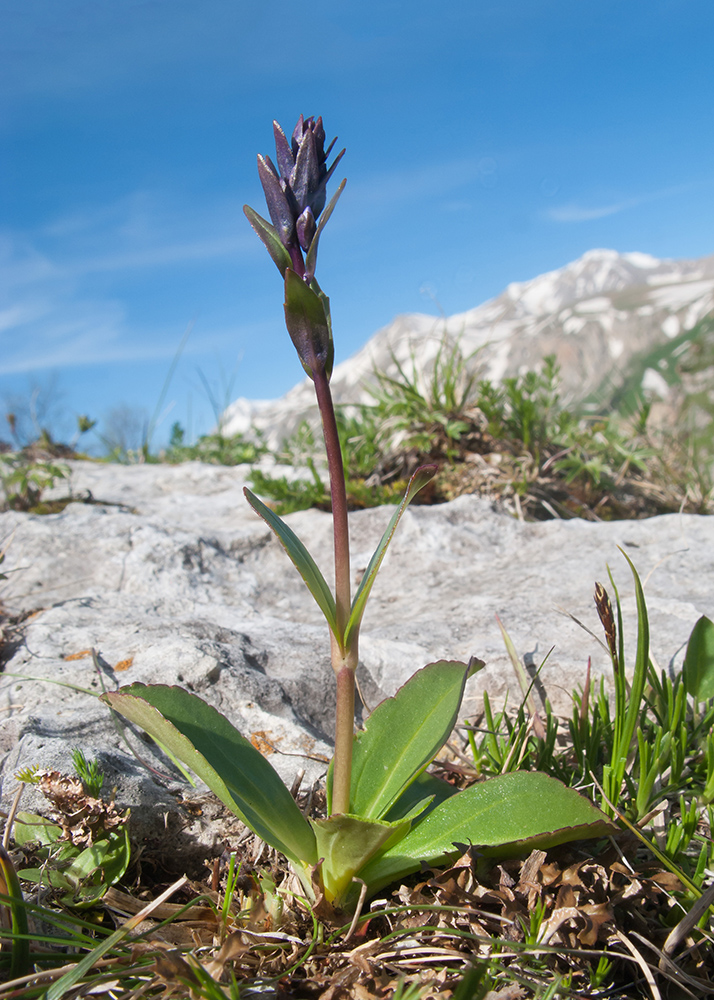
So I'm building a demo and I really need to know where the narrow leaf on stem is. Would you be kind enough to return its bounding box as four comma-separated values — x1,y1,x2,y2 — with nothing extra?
243,487,340,640
344,464,437,649
242,205,293,277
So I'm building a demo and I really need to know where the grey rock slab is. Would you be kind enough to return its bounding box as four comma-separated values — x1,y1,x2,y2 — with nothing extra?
1,461,712,858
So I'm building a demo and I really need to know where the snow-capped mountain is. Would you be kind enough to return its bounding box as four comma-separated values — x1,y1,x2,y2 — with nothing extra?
222,249,714,447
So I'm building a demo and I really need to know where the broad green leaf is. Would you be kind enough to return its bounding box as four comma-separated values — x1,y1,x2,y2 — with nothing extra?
243,205,292,276
683,615,714,702
101,685,317,868
311,812,410,905
19,828,132,904
16,866,76,890
64,827,131,903
243,487,339,640
350,660,479,821
13,812,64,848
357,772,614,896
344,465,437,648
383,770,458,823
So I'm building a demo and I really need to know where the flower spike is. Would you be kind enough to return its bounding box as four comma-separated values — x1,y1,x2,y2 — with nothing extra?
244,115,345,283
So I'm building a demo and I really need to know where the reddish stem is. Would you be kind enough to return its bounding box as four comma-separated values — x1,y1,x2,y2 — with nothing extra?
312,367,357,816
313,368,351,641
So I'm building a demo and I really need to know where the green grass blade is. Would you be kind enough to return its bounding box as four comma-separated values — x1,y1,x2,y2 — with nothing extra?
344,465,436,648
350,660,478,821
357,772,614,895
101,684,317,867
616,548,650,769
244,486,339,641
46,876,188,1000
0,845,30,979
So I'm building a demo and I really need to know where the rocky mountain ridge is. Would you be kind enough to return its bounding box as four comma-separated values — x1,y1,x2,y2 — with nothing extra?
222,248,714,448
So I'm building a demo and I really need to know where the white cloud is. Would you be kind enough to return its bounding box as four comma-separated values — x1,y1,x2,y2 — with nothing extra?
0,189,259,375
72,235,251,275
544,182,696,225
546,201,627,223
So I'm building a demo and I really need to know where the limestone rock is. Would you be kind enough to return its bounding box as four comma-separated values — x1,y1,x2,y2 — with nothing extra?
1,460,711,859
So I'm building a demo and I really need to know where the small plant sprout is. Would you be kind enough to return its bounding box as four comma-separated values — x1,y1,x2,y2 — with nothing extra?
0,454,69,512
102,116,613,913
71,748,105,798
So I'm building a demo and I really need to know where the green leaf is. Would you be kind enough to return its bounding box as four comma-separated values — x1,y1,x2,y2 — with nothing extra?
383,770,458,823
614,549,650,772
63,827,131,904
683,615,714,702
19,827,132,904
350,660,479,821
13,812,64,848
344,465,437,648
101,684,317,869
311,812,410,905
243,205,292,276
357,772,615,895
284,267,334,380
243,486,339,640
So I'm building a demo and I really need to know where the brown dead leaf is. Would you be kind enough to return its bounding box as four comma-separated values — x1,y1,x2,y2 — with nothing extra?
648,871,683,892
201,931,249,979
517,849,547,908
554,884,577,909
35,770,128,846
577,901,614,946
154,950,202,990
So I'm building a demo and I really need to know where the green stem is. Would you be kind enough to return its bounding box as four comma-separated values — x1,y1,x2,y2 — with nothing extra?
332,658,357,815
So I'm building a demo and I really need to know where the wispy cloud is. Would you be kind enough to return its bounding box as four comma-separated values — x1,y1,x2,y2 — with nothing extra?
546,201,629,223
544,182,696,224
34,191,255,277
72,236,251,275
0,190,260,375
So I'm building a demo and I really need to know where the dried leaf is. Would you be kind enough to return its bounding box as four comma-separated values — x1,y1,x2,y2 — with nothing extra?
35,770,128,846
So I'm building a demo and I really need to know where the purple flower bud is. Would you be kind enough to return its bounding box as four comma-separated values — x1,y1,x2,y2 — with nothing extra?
245,116,345,282
296,206,316,253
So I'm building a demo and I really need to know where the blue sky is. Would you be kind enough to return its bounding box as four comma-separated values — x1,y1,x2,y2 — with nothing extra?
2,0,714,450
